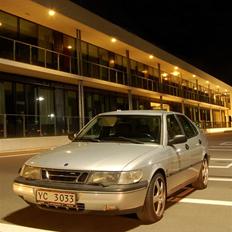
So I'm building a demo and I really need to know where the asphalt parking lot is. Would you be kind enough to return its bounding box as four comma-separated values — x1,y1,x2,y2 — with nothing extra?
0,132,231,232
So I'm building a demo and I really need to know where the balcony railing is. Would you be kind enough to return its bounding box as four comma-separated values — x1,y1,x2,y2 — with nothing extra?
0,35,225,107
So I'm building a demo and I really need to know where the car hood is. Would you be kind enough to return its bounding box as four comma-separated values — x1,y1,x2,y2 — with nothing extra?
26,142,159,171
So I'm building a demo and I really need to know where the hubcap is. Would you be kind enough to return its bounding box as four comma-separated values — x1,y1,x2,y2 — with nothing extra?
153,177,166,217
202,159,209,185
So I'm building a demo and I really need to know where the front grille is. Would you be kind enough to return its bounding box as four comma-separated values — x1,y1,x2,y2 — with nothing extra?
41,169,89,183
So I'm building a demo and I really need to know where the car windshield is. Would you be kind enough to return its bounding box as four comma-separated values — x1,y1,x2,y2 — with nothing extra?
75,115,161,144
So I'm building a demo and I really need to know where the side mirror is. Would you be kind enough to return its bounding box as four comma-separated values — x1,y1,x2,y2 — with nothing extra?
68,132,75,141
168,134,187,146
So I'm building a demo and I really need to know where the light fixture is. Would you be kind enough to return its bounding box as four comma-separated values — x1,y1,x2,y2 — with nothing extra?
206,81,209,84
67,45,72,49
161,73,168,77
192,74,196,77
0,22,2,26
174,66,178,70
171,71,180,76
36,96,45,101
164,77,168,81
142,70,148,74
48,9,55,16
194,87,197,90
48,113,55,118
216,85,219,88
149,55,154,59
205,91,208,93
225,89,228,92
111,37,117,43
109,59,115,64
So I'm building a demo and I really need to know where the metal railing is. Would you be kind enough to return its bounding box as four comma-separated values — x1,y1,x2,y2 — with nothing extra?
0,114,88,138
0,35,225,107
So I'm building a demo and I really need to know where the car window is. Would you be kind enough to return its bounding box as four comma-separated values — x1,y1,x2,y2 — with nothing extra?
176,115,198,139
166,114,183,140
78,115,161,144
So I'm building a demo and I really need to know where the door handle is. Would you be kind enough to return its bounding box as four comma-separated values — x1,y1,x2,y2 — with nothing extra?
199,139,202,144
185,144,189,150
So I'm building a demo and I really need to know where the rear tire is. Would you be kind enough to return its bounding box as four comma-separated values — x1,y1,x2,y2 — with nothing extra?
192,157,209,189
137,173,166,224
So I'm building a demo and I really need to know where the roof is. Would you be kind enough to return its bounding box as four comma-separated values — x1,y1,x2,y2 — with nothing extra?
99,110,176,116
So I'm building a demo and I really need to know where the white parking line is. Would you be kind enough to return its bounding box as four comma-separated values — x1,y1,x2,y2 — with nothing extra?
210,158,232,161
0,223,55,232
209,163,232,169
209,177,232,182
179,198,232,206
0,153,38,158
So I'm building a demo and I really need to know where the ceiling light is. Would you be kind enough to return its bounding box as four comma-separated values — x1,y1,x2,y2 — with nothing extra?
111,38,117,43
149,55,154,59
164,77,168,81
194,87,197,90
142,70,148,74
48,9,55,16
67,45,72,49
0,22,2,26
225,89,228,92
36,96,45,101
109,59,115,64
161,73,168,77
206,81,209,84
174,66,178,70
192,74,196,77
171,71,180,76
216,85,219,88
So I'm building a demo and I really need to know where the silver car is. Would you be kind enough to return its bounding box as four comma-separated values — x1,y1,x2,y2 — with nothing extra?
13,110,209,223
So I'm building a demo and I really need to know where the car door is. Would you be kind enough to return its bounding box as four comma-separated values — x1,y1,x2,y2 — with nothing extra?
176,114,203,178
166,114,191,193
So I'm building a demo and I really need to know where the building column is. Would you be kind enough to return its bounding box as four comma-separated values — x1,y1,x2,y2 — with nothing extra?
76,29,85,129
210,109,213,127
181,101,185,114
193,107,197,122
198,104,201,122
160,95,163,109
126,50,133,110
158,63,162,93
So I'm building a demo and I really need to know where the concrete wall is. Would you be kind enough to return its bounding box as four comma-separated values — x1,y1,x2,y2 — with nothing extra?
0,136,70,153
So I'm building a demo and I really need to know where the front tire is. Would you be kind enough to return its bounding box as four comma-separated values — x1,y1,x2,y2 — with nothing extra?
137,173,166,224
192,157,209,189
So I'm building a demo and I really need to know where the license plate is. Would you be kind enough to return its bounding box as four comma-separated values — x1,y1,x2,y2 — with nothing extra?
36,190,76,207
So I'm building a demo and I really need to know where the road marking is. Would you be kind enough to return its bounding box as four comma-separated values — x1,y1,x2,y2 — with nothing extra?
208,149,232,151
179,198,232,206
0,223,55,232
209,162,232,169
211,158,232,161
0,153,38,158
209,177,232,182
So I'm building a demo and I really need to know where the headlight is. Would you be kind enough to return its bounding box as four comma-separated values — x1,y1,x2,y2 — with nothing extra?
118,170,143,184
20,165,41,180
87,172,120,186
87,170,143,186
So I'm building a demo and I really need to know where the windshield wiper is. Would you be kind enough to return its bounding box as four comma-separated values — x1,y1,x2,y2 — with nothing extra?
105,136,144,144
74,137,100,142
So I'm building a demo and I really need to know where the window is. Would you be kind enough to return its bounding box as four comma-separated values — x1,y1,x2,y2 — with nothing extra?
166,114,183,140
0,11,18,38
19,19,37,45
176,114,198,138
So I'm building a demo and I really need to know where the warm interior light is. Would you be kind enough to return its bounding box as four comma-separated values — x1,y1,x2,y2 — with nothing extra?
194,87,197,90
48,9,55,16
111,38,117,43
67,45,72,49
161,73,168,77
149,55,154,59
164,77,168,81
171,71,180,76
109,59,115,64
0,22,2,26
216,85,219,88
192,74,196,77
225,89,228,92
174,66,178,70
36,96,45,101
142,70,148,74
206,81,209,84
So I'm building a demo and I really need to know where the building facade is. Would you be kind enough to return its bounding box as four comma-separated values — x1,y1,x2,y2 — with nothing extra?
0,0,232,138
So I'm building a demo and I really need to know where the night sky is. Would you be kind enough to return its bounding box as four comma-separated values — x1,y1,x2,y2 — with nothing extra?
72,0,232,86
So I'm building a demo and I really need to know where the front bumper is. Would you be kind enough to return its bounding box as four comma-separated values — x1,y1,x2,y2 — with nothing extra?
13,177,148,212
